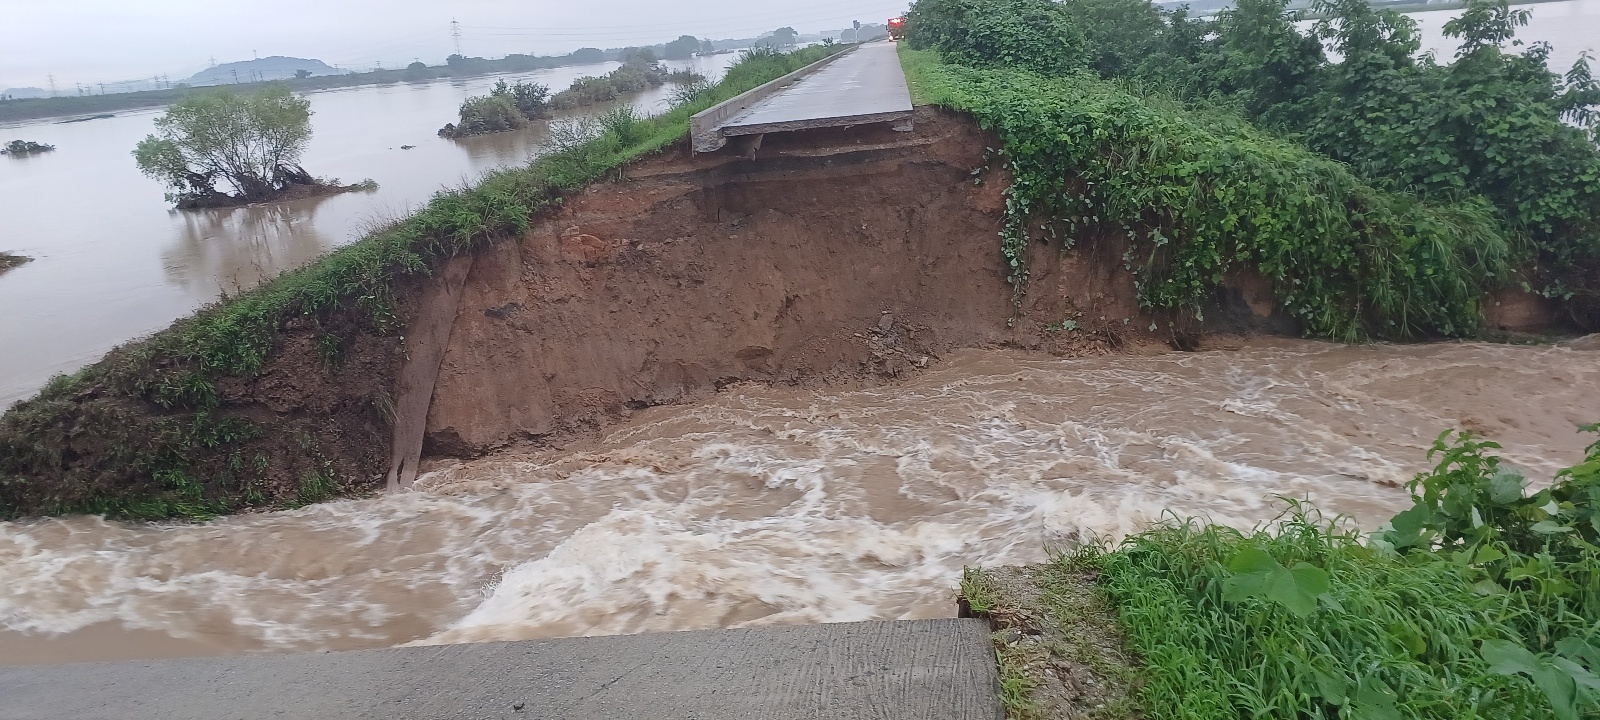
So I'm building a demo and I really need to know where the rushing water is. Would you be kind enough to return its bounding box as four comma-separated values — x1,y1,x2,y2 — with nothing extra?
0,55,735,409
2,339,1596,665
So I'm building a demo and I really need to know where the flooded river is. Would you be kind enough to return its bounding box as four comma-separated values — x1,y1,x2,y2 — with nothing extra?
0,55,735,408
3,339,1597,665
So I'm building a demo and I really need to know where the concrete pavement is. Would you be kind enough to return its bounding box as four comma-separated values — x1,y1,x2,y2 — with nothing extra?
0,619,1003,720
693,42,915,152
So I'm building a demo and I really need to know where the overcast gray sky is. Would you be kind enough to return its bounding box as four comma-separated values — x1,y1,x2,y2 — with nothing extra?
3,0,911,90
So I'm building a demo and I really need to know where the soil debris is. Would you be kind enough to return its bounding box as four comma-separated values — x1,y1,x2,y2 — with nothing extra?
959,560,1141,720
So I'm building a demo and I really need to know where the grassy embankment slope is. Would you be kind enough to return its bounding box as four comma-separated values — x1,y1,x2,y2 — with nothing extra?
0,45,845,521
898,0,1600,715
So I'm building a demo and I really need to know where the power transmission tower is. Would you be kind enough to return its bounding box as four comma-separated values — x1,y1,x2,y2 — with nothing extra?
451,19,463,56
48,73,57,97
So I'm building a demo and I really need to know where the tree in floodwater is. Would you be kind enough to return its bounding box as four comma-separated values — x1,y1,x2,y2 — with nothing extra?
133,84,317,207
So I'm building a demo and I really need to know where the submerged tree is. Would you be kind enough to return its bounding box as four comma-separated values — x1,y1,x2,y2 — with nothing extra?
133,84,316,206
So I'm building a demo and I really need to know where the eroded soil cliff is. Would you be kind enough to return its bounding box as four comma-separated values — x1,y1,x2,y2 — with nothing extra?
422,109,1160,455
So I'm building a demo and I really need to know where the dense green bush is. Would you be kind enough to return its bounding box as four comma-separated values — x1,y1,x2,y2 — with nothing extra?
906,0,1600,329
1093,426,1600,719
440,80,549,138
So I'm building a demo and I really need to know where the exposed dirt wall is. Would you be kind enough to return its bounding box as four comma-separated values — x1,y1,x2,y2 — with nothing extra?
424,109,1158,455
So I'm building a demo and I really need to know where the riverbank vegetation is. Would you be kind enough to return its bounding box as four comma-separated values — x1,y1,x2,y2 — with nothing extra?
0,140,54,155
966,426,1600,719
439,80,552,138
548,51,670,110
0,44,845,520
0,252,30,274
441,50,706,138
903,0,1600,337
133,84,373,209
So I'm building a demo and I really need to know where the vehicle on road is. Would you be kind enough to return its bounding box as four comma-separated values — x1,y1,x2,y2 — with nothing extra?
888,16,908,40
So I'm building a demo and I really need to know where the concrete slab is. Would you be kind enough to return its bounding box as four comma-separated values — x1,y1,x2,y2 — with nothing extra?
0,619,1003,720
723,41,913,138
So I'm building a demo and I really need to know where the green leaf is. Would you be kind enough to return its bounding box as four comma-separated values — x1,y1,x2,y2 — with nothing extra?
1489,469,1527,505
1313,668,1350,706
1531,666,1579,720
1532,521,1575,535
1483,638,1543,676
1474,544,1506,564
1386,505,1429,549
1351,676,1402,720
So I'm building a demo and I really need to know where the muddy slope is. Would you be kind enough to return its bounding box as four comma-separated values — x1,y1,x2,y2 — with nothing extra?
421,109,1160,455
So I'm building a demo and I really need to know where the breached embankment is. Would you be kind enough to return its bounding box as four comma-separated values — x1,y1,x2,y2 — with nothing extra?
0,105,1188,518
0,102,1571,520
419,109,1163,457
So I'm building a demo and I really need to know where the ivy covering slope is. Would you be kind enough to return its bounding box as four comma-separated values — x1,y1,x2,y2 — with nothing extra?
0,45,845,521
903,0,1600,334
902,48,1509,339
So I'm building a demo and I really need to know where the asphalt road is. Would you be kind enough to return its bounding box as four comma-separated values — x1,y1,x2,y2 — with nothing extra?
0,619,1003,720
721,41,915,137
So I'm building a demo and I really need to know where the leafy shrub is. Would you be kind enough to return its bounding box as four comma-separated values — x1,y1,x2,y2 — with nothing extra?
902,51,1510,339
442,94,526,138
907,0,1084,75
906,0,1600,328
440,80,549,138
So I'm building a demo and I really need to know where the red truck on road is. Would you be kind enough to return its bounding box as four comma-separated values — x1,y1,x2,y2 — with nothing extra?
888,16,908,41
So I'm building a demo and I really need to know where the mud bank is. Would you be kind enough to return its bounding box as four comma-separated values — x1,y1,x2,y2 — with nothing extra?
422,109,1167,455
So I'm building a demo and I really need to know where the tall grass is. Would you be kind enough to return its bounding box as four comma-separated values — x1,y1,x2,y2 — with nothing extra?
1092,427,1600,719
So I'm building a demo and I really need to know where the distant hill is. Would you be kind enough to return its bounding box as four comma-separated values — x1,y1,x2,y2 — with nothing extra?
185,57,348,86
2,87,49,100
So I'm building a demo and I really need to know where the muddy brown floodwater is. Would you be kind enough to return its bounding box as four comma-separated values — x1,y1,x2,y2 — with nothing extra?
2,338,1597,666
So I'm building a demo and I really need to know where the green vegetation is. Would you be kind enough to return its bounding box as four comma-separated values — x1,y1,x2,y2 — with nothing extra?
549,51,669,111
967,426,1600,719
903,0,1600,336
133,84,329,208
440,80,551,138
0,44,846,521
0,140,54,155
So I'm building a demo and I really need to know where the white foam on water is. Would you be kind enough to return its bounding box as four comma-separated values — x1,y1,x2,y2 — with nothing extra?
2,340,1597,656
